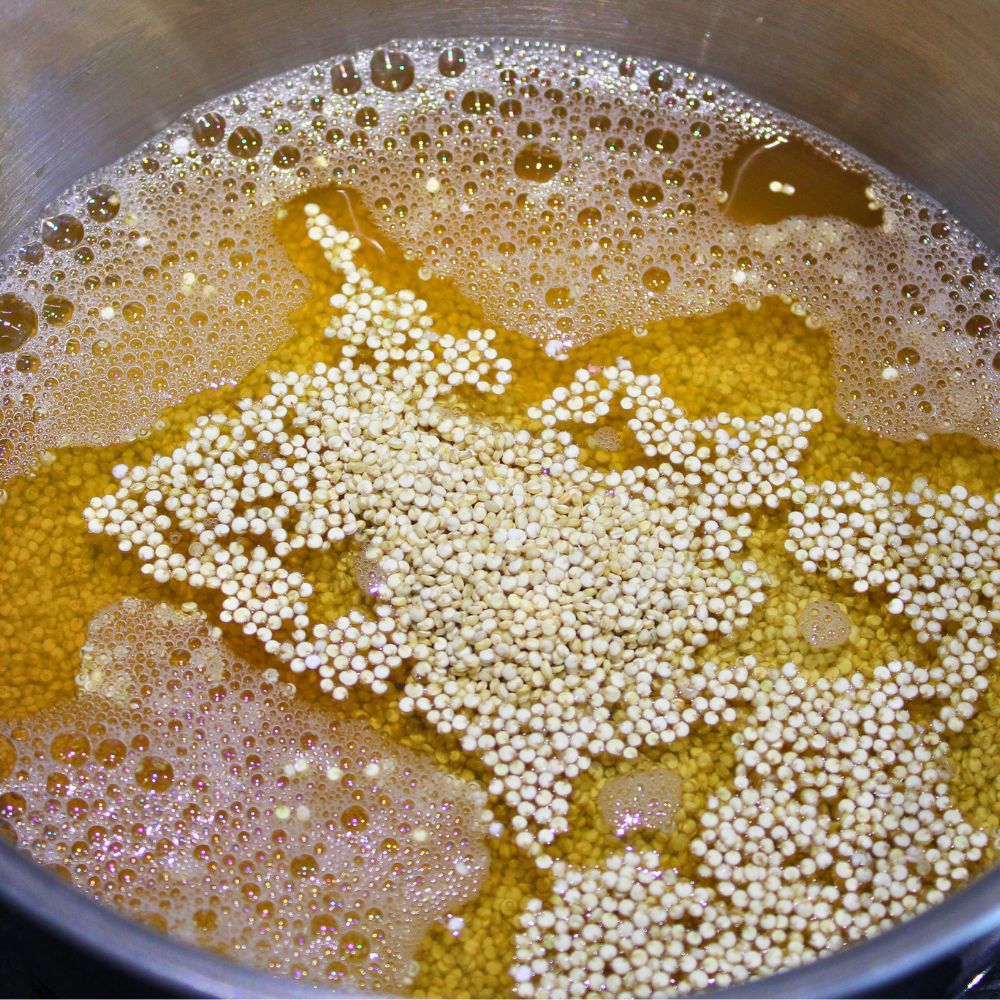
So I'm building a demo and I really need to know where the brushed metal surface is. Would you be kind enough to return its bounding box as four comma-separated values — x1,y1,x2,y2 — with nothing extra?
0,1,997,997
0,1,997,250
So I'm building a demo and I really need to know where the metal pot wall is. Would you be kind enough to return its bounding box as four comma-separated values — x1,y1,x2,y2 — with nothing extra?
0,1,998,996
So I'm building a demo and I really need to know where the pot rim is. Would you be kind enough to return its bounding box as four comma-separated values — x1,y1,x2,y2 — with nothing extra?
0,837,997,997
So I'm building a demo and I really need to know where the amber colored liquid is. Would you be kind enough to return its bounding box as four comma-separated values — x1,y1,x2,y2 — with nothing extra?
0,185,997,997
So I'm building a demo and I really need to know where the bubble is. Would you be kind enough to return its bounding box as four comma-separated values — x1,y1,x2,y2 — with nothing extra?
544,286,573,309
122,301,146,324
95,738,127,767
0,293,38,352
50,732,90,766
17,243,44,265
192,112,227,147
642,266,671,293
15,352,40,374
134,755,174,791
628,181,664,207
41,214,84,250
513,143,562,183
290,853,319,877
341,805,369,830
272,145,301,169
461,91,495,115
370,49,415,93
340,931,370,961
438,46,466,77
587,426,624,452
227,125,263,159
648,68,673,92
0,792,26,818
0,736,13,782
597,767,682,837
965,314,993,338
330,58,363,96
354,549,389,599
644,127,679,154
798,600,851,650
85,185,121,222
721,136,881,228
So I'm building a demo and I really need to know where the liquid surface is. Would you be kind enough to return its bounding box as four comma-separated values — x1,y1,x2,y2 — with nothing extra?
0,37,997,999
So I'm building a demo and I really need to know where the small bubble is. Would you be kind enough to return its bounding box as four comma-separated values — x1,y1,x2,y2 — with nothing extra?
461,91,495,115
644,127,679,154
41,214,84,250
17,243,44,265
193,111,227,147
85,185,121,222
648,68,673,92
0,293,38,352
438,46,466,77
272,145,301,170
598,768,682,837
798,600,851,650
513,143,562,183
965,314,993,338
370,49,415,93
642,266,672,292
227,125,263,159
134,755,174,791
628,180,664,207
330,58,363,96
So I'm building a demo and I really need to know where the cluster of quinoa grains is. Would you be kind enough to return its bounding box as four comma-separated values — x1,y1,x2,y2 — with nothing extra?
785,475,999,733
511,660,990,997
0,599,491,991
86,211,823,846
0,179,990,999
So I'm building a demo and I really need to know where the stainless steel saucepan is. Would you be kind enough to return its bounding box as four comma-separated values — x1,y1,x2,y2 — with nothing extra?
0,1,997,995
